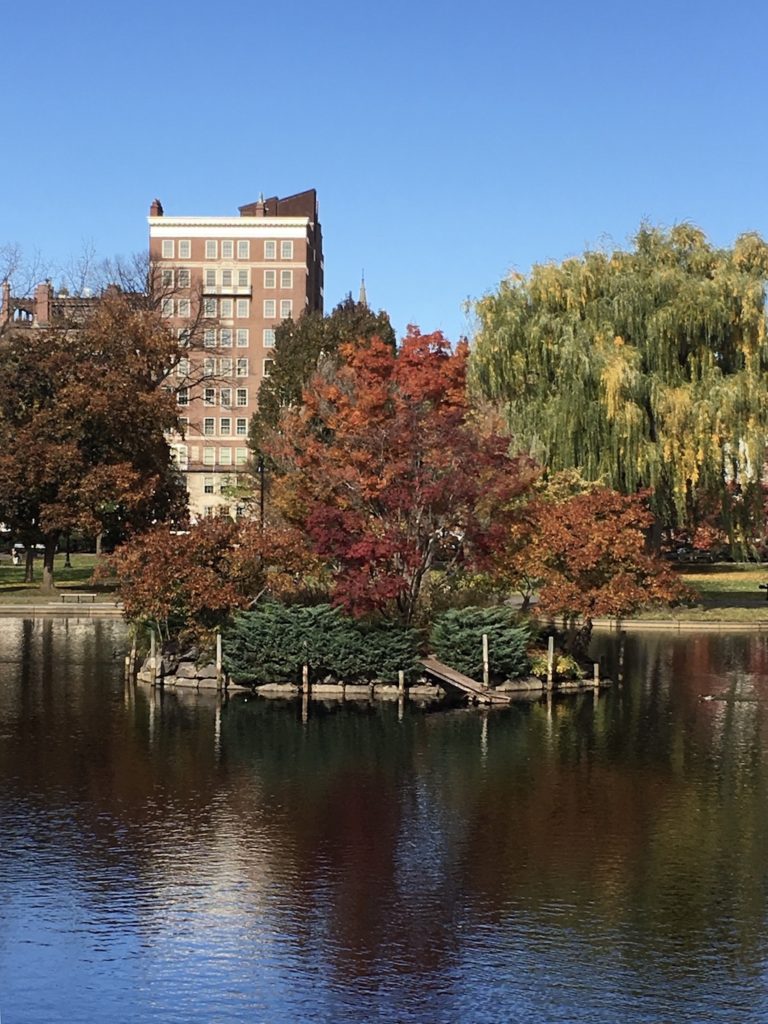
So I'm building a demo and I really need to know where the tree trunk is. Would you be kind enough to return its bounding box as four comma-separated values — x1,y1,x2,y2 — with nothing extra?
39,534,59,594
95,532,103,558
24,548,34,583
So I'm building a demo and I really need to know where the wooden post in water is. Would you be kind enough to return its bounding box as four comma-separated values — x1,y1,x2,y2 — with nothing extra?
216,633,223,691
547,635,555,691
618,630,626,685
593,663,600,689
482,633,490,689
150,630,158,687
302,663,310,695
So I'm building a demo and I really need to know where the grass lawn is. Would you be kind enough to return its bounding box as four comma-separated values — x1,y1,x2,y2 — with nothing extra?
0,553,115,604
633,563,768,621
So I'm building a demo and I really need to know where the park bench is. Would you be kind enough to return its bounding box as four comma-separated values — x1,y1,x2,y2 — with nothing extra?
60,592,98,604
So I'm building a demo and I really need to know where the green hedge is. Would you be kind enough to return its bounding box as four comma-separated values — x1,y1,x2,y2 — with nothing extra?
430,607,530,682
223,603,420,686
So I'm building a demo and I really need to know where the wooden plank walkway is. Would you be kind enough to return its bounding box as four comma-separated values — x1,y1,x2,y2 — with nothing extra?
420,657,514,705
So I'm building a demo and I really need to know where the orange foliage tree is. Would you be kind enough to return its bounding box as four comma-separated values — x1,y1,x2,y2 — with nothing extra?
264,328,535,623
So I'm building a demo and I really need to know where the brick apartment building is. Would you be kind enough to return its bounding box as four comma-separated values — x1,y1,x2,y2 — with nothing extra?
148,189,323,519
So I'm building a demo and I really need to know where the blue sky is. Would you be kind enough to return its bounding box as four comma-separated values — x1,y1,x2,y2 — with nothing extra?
2,0,767,342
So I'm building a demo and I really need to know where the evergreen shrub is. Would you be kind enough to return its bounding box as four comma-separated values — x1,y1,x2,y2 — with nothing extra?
223,603,420,686
430,607,530,682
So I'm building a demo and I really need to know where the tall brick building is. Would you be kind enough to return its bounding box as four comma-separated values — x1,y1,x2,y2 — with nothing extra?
148,189,323,519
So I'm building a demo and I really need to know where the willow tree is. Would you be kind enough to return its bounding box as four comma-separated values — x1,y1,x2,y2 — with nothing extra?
470,225,768,543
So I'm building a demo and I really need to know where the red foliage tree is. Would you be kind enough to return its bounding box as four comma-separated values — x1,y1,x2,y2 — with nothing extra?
264,328,534,623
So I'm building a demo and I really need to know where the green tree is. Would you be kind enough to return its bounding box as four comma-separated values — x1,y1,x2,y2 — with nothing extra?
470,225,768,544
250,296,396,450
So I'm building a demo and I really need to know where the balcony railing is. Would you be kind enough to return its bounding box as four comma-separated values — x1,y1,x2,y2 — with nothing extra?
202,284,252,297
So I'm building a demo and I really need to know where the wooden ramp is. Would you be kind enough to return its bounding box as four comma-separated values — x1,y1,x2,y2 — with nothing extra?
420,657,513,705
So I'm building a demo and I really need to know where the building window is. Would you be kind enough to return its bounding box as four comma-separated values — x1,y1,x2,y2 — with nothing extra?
204,329,216,348
172,445,188,470
280,270,293,289
237,269,249,287
220,388,232,407
178,240,191,259
205,240,218,259
220,299,234,318
161,240,174,259
236,299,249,318
263,328,276,348
220,357,233,376
264,240,276,260
204,505,215,517
280,299,293,319
264,270,276,289
204,387,216,406
236,448,248,466
236,328,249,347
177,387,189,407
177,357,190,378
237,240,250,259
221,240,234,259
281,240,294,259
263,299,276,319
204,298,217,318
178,328,191,346
203,447,215,466
205,269,216,287
161,268,174,288
204,477,215,494
220,448,232,466
236,388,248,406
177,298,190,318
204,417,215,436
177,268,190,288
222,269,233,287
220,417,232,436
203,358,215,377
236,358,248,377
236,417,248,436
220,328,233,347
161,298,174,318
264,358,274,375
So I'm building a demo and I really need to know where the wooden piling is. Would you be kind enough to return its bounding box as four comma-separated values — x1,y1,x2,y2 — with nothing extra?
482,633,490,689
216,633,223,691
547,635,555,691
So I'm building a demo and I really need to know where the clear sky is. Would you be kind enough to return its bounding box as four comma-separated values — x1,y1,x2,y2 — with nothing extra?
2,0,767,342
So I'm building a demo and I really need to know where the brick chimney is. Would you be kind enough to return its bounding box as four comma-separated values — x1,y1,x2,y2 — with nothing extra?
150,198,164,217
34,282,52,326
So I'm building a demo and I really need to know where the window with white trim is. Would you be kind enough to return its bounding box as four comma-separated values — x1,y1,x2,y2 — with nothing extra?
204,388,216,406
205,269,216,287
264,240,276,260
236,328,249,347
236,358,248,377
220,299,234,318
178,417,189,434
280,270,293,288
177,298,190,318
220,417,232,436
204,298,217,317
263,358,274,375
222,269,233,287
221,240,234,259
161,268,174,288
173,445,189,471
263,328,276,348
264,270,276,289
236,417,248,436
220,328,233,347
204,329,216,348
177,357,190,378
263,299,276,318
220,447,232,466
177,387,189,406
204,477,215,494
236,388,248,406
203,358,215,377
237,269,248,287
236,448,248,466
280,299,293,319
161,240,174,259
220,388,232,407
236,298,249,318
177,268,190,288
237,240,250,259
220,357,233,376
204,505,215,517
178,240,191,259
281,240,293,259
205,240,218,259
203,447,215,466
178,328,191,346
203,417,215,436
161,298,174,318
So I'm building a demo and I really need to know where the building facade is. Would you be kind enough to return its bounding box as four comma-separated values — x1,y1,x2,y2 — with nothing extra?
148,189,323,519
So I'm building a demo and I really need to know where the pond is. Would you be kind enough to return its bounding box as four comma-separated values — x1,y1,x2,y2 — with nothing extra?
1,618,768,1022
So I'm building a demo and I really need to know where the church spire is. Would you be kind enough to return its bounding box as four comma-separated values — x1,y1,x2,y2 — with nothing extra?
359,270,368,307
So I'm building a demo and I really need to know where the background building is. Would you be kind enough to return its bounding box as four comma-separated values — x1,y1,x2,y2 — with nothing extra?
148,189,323,519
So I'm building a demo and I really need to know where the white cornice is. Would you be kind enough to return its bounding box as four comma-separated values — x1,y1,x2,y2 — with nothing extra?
148,216,309,228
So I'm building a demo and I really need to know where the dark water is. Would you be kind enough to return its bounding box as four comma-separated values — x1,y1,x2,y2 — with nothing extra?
2,619,768,1022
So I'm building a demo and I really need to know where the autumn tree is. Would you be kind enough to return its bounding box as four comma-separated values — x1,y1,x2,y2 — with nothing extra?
264,328,535,624
471,225,768,546
250,296,396,450
0,290,187,591
488,488,688,652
